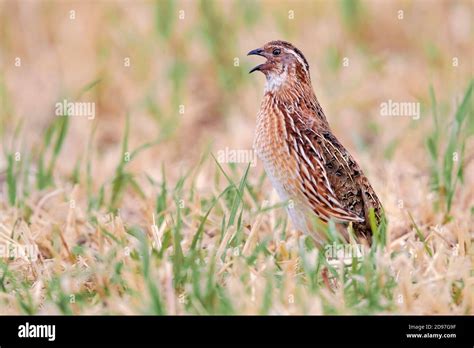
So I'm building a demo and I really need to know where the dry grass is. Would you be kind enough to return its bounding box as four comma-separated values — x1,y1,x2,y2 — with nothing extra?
0,0,472,314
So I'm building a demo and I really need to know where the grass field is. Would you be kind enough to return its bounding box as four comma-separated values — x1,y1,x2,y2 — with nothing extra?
0,0,472,314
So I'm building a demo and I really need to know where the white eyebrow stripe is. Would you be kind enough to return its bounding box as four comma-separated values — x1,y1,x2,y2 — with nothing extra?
285,48,309,76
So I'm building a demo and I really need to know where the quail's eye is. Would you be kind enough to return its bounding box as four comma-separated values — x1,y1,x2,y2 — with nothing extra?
272,48,281,56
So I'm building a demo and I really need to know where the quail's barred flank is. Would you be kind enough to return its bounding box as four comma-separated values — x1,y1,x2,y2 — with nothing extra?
249,40,383,245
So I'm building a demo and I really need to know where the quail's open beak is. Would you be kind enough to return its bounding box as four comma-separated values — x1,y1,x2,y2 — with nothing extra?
248,48,266,74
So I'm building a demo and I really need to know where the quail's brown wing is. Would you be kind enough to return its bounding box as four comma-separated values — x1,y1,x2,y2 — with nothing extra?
306,127,383,237
282,109,365,224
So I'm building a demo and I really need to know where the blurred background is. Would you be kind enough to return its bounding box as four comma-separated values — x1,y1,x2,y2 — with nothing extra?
1,0,472,227
0,1,471,164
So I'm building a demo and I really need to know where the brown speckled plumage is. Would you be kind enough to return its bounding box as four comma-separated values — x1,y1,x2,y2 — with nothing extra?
249,40,383,245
